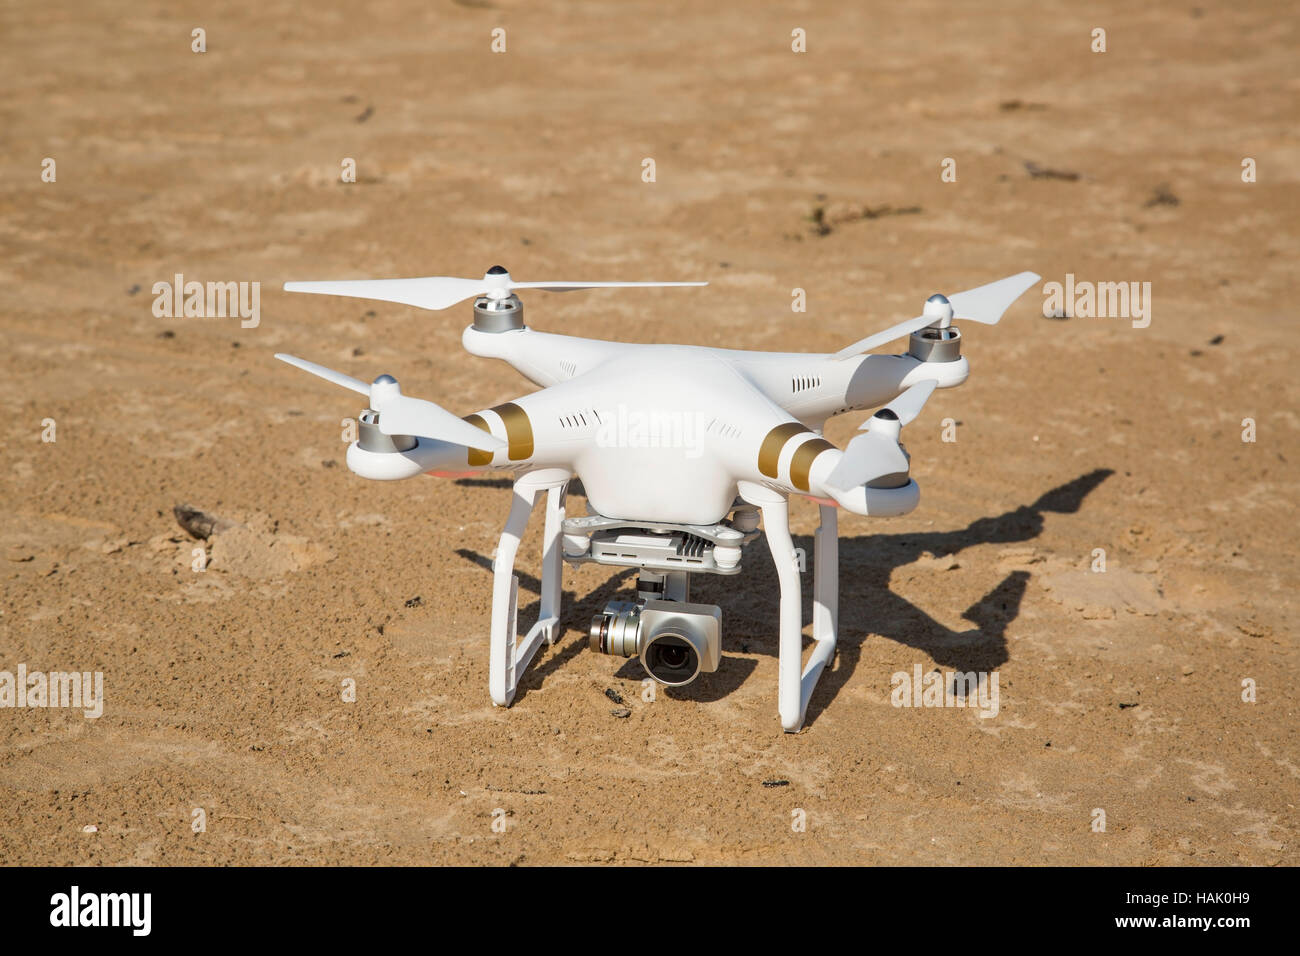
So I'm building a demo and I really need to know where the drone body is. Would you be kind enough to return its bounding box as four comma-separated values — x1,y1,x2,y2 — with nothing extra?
277,267,1039,731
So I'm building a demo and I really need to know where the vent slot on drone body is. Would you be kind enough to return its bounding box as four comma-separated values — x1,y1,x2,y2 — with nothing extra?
558,410,595,429
559,360,578,378
708,418,742,439
558,408,602,430
792,375,821,393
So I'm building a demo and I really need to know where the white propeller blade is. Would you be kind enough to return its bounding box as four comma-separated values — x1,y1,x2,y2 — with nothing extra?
875,378,936,427
831,312,933,360
946,271,1040,324
284,277,489,311
284,269,706,312
832,271,1041,360
509,281,707,293
274,353,370,396
823,380,937,492
273,354,505,452
824,431,909,493
373,392,504,452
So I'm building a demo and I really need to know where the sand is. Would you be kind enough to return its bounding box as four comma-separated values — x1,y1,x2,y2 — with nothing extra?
0,0,1296,865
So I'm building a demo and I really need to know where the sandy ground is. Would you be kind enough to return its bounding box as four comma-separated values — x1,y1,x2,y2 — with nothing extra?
1,0,1297,866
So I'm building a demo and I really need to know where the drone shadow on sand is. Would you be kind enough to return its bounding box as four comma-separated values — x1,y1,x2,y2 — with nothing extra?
456,468,1112,716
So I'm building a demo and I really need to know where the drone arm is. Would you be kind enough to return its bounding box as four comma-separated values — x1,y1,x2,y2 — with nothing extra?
738,415,921,518
462,325,637,389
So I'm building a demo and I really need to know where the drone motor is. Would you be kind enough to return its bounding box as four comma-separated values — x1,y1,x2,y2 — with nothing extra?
472,289,525,333
356,407,415,454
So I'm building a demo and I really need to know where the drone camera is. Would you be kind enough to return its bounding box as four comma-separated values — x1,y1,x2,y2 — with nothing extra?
642,627,707,686
589,598,722,687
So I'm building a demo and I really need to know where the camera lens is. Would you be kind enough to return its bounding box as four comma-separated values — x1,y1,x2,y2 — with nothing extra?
658,644,688,669
643,633,700,686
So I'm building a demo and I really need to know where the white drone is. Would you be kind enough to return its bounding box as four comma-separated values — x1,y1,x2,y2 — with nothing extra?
276,265,1039,732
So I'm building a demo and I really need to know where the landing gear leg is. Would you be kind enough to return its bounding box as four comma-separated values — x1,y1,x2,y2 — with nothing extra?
489,469,570,706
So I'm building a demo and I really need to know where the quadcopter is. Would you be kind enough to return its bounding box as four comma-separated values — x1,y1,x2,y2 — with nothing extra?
275,265,1039,732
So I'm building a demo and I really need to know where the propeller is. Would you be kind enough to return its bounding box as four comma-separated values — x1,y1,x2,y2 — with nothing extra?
274,353,505,452
832,271,1040,360
284,265,707,312
823,379,937,493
